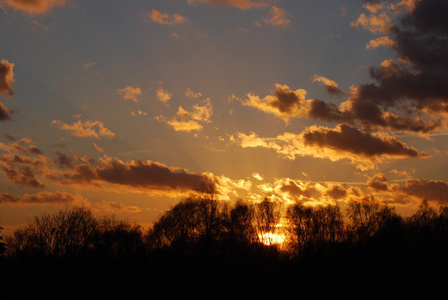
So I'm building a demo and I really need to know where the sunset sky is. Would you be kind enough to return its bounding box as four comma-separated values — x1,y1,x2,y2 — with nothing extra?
1,0,447,234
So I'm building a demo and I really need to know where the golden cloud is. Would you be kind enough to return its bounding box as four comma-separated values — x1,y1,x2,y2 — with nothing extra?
240,83,308,124
145,8,187,25
117,86,142,103
52,119,115,139
235,124,429,170
0,59,14,98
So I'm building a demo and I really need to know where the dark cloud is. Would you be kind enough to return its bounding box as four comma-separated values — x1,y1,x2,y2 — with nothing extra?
308,99,353,123
366,173,389,191
0,59,14,97
3,165,46,188
280,180,321,200
302,123,427,158
59,156,216,193
351,0,448,131
0,102,11,121
0,191,85,206
326,185,348,200
400,179,448,203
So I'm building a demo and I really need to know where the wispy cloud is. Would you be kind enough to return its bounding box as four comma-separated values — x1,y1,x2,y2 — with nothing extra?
0,191,88,206
187,0,269,10
52,119,115,139
155,87,173,104
144,8,187,25
117,85,142,103
157,98,213,132
264,5,292,27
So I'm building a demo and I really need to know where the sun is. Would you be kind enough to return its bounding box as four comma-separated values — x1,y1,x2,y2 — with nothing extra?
258,231,286,246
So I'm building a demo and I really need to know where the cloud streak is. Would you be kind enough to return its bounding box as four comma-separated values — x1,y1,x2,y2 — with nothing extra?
0,191,87,206
52,120,115,139
187,0,269,10
145,8,187,25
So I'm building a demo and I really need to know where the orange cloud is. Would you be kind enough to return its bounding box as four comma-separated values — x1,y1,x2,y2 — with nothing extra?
117,85,142,103
2,0,67,14
235,124,429,170
187,0,268,10
366,36,395,49
52,119,115,139
0,59,14,97
239,83,308,124
312,74,346,96
185,88,202,99
0,102,10,121
157,98,213,132
145,8,187,25
264,5,292,27
351,10,392,34
155,87,173,104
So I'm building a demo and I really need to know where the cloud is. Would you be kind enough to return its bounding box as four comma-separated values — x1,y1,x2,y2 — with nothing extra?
144,8,187,25
160,117,203,132
351,9,392,34
0,191,87,206
235,124,428,169
366,173,389,191
264,5,292,27
0,102,11,121
3,165,46,187
0,59,14,97
58,156,217,194
52,119,115,139
117,85,142,103
347,0,448,135
279,180,322,201
366,36,395,49
157,98,213,132
302,124,427,159
155,87,173,104
82,62,96,71
185,88,202,98
399,179,448,203
187,0,269,10
0,59,14,121
1,0,67,15
239,83,308,124
312,75,346,96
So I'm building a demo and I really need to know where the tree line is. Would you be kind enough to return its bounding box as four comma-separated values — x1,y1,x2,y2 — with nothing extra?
1,190,448,299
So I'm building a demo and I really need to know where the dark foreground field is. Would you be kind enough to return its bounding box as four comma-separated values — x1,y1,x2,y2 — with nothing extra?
1,197,448,299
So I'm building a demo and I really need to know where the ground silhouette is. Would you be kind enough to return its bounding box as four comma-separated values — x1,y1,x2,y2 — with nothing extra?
1,193,448,299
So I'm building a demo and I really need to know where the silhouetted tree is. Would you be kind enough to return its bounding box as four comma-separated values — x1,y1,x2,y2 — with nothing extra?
147,187,229,256
253,197,283,246
285,203,344,257
0,224,6,256
346,196,382,244
6,207,98,258
94,216,146,260
229,200,258,245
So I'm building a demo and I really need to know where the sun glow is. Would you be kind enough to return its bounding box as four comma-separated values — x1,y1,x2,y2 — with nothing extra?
258,232,286,246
